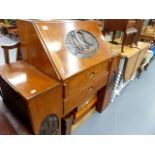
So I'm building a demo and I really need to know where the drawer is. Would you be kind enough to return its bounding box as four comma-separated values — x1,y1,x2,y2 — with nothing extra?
63,60,110,98
63,72,109,116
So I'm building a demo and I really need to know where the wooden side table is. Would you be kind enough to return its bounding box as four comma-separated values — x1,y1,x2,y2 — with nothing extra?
107,41,150,102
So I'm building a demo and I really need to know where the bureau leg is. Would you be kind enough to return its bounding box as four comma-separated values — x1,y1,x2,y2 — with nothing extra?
96,55,121,113
96,85,112,113
61,113,74,135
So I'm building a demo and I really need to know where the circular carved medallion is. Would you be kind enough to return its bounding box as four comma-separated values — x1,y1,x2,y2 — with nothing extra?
39,114,59,135
65,30,99,58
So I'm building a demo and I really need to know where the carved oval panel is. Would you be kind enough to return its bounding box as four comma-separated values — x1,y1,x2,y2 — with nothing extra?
65,30,99,58
39,114,59,135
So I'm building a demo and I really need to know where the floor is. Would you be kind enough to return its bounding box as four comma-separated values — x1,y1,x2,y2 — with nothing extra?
72,59,155,135
0,35,155,135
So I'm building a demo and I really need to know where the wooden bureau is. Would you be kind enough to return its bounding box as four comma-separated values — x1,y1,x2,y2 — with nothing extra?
63,72,109,115
0,20,120,135
63,60,110,98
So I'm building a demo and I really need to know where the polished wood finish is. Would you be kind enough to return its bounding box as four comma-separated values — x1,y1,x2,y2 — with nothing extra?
64,72,109,115
28,85,62,134
0,20,118,134
0,61,62,134
63,60,110,97
17,20,60,80
34,20,112,80
0,61,60,100
16,20,114,117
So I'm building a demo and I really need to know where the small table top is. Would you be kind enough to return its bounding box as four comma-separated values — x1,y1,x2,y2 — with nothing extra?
107,40,151,58
107,39,151,82
0,61,60,100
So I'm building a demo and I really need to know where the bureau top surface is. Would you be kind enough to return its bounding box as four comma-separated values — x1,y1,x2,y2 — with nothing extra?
33,20,112,80
0,61,60,100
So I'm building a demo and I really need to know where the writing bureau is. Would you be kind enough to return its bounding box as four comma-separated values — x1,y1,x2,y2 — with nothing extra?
0,20,120,134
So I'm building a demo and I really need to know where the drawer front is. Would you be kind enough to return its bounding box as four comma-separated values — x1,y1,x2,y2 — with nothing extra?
63,73,109,116
64,60,110,98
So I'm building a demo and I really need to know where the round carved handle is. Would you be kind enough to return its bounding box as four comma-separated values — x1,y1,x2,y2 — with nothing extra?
88,87,94,93
88,72,95,78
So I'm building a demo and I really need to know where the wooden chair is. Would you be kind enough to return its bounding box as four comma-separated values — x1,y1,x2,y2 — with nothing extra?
8,28,19,40
1,41,21,64
0,42,30,135
102,19,143,52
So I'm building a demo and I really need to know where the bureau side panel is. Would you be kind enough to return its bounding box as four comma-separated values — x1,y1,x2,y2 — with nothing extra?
28,85,63,134
16,20,60,80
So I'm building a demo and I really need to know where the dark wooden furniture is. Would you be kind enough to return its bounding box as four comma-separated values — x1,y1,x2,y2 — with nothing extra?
8,28,18,39
0,61,62,134
0,20,120,135
1,24,16,35
103,19,143,52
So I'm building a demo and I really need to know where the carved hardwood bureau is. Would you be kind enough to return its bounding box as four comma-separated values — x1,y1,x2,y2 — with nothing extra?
0,20,120,135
